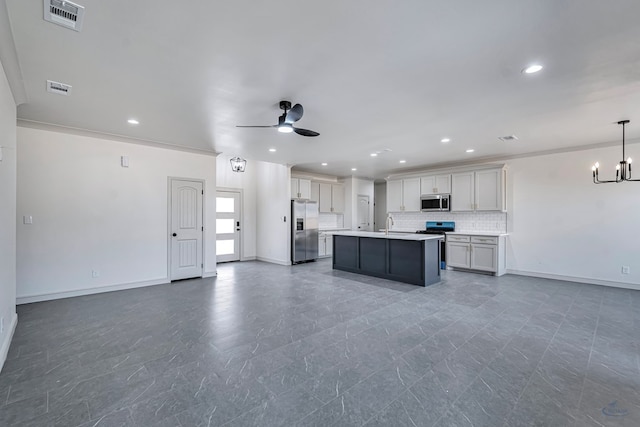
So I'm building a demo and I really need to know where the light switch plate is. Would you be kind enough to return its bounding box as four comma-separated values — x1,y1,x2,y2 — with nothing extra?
23,215,33,224
121,156,129,167
0,146,3,162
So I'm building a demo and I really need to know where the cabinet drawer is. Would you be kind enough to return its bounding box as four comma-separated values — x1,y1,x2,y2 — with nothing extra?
447,235,470,243
471,236,498,245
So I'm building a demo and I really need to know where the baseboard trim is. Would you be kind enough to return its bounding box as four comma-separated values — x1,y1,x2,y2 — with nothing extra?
256,256,292,266
506,269,640,290
17,277,171,305
240,256,257,261
0,313,18,374
202,271,217,278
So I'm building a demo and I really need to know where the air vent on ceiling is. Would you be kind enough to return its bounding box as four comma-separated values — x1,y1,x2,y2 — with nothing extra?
498,135,519,142
43,0,85,32
47,80,72,96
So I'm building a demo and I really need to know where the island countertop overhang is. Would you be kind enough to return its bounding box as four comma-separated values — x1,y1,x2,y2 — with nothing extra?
329,230,443,241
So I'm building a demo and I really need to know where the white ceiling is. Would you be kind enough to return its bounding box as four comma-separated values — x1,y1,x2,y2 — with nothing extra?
5,0,640,179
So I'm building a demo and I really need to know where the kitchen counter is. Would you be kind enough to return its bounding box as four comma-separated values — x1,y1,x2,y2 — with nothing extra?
331,230,443,241
332,231,441,286
446,231,509,237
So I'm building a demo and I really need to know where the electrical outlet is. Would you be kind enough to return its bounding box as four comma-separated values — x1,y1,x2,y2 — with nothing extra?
92,270,100,278
621,266,630,275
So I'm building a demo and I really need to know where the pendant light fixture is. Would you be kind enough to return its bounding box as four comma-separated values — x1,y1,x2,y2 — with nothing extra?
592,120,638,183
230,156,247,172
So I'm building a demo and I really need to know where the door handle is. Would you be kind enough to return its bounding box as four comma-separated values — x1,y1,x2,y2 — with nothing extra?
172,233,177,237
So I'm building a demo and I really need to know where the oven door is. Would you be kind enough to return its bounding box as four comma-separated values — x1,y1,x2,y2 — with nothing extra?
421,196,442,211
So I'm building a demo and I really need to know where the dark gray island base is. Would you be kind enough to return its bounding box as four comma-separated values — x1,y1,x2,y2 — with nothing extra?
331,231,443,286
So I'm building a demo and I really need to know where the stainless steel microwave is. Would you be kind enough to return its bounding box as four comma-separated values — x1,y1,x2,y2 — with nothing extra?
421,194,450,212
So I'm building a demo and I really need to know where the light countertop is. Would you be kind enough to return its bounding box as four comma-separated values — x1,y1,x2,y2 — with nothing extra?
319,228,350,232
446,231,509,237
330,230,443,241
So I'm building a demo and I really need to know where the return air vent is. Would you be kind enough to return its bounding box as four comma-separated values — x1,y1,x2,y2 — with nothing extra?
44,0,85,32
498,135,519,142
47,80,72,96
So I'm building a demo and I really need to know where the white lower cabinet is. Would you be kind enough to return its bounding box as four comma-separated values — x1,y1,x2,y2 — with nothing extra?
446,234,506,276
318,232,333,258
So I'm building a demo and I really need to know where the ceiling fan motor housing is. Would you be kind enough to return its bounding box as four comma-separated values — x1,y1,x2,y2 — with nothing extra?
279,100,292,111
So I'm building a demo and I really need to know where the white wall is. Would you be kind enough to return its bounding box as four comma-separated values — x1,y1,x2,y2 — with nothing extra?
506,146,640,288
216,154,257,259
0,57,17,371
255,162,291,265
16,126,217,303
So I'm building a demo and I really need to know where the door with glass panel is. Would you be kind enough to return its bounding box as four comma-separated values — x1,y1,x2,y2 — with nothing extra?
216,191,241,262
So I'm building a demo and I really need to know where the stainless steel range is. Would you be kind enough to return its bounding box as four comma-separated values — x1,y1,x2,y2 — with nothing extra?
416,221,455,269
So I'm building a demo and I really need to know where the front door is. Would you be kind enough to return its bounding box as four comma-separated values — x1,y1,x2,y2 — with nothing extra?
216,191,241,263
357,195,371,231
170,179,203,281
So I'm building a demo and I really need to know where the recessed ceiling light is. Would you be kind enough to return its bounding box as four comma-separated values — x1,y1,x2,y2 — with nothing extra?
370,153,378,157
351,168,357,171
523,64,543,74
127,119,139,125
498,135,519,142
269,148,276,152
321,163,328,166
399,160,407,164
441,138,450,143
466,149,475,153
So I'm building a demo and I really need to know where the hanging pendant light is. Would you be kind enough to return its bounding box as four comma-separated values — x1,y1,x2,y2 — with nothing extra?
230,156,247,172
592,120,638,183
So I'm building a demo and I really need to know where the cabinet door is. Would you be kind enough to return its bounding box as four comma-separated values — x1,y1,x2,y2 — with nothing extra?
331,184,345,213
298,179,312,200
446,242,471,268
451,172,475,211
420,176,437,195
387,180,403,211
310,182,320,204
318,234,326,257
290,178,299,199
435,174,451,194
318,183,332,213
402,178,421,211
475,169,503,211
470,243,497,272
326,235,333,256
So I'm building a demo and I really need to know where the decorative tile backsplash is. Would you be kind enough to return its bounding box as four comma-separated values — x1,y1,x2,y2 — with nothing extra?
390,211,507,233
319,213,344,229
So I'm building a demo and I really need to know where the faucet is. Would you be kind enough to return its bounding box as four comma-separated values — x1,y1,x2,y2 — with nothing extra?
385,215,394,235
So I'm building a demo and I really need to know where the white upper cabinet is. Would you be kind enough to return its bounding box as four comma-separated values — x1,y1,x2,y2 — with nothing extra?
475,169,503,211
316,182,344,213
386,178,420,212
402,178,421,212
451,168,506,212
310,182,320,203
331,184,345,213
386,180,403,212
291,178,311,199
420,174,451,195
451,172,475,211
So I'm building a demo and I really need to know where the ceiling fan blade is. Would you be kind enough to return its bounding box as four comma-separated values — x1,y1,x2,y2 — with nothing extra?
236,125,277,128
293,127,320,137
285,104,304,124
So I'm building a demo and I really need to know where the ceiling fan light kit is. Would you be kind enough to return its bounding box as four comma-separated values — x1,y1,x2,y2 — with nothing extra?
592,120,638,183
237,100,320,137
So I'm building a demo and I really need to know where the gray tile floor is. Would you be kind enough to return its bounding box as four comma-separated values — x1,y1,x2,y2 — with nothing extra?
1,259,639,426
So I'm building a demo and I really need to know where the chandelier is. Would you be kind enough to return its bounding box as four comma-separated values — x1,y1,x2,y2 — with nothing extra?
230,156,247,172
592,120,638,183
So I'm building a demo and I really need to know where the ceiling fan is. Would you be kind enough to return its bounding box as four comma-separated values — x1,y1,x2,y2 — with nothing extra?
236,101,320,137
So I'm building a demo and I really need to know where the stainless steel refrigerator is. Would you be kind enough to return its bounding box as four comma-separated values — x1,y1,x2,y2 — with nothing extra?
291,200,319,264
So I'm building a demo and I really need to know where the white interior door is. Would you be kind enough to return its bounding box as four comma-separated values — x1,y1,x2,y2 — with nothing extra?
216,191,241,263
170,179,203,281
357,195,371,231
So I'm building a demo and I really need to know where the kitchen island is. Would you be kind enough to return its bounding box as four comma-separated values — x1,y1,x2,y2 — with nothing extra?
330,231,443,286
